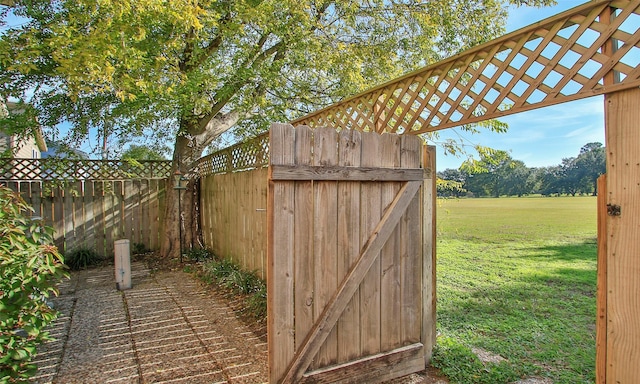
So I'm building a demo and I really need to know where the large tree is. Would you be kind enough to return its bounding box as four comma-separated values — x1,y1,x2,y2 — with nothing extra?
0,0,554,258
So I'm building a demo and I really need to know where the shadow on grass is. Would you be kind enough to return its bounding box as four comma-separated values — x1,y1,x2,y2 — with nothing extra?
520,239,598,262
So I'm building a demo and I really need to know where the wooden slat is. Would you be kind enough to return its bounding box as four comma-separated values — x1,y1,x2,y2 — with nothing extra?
312,127,340,369
84,182,95,254
293,126,315,355
269,165,425,181
380,133,402,352
94,181,106,257
422,145,437,362
268,123,296,383
336,128,362,364
359,132,383,359
72,181,84,249
596,174,607,384
52,184,64,251
30,182,42,220
280,179,422,383
401,136,423,345
301,343,425,384
604,86,640,383
124,180,135,245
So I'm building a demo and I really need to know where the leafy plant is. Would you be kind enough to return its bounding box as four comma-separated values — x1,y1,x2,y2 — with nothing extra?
64,247,102,270
0,185,69,381
200,256,266,322
131,242,148,255
185,248,212,262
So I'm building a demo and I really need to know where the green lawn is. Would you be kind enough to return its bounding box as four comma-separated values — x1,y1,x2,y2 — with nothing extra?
433,196,597,384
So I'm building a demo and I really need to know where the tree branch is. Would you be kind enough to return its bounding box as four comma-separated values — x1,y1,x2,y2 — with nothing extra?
179,12,233,73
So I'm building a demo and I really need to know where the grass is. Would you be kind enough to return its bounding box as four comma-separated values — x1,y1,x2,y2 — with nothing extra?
434,196,597,384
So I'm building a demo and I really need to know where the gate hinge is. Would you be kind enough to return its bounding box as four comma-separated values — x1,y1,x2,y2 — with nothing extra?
607,204,621,216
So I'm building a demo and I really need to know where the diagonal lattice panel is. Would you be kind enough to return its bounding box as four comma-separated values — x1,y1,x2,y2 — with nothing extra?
292,0,640,134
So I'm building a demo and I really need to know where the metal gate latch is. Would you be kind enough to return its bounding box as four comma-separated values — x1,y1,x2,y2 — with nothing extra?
607,204,621,216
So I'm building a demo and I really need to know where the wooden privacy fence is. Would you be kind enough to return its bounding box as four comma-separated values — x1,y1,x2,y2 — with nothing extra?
0,158,171,258
268,124,436,383
197,133,269,278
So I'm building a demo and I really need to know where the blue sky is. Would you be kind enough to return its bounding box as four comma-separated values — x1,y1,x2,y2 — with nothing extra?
435,0,604,171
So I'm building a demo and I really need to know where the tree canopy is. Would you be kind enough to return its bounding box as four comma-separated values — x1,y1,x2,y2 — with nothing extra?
2,0,554,162
1,0,556,257
438,142,606,197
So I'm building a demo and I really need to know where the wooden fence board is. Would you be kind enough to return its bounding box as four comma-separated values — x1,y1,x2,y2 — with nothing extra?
401,136,423,345
422,146,437,361
63,185,75,252
604,86,640,383
30,182,42,219
336,128,362,364
359,132,383,357
140,179,150,247
52,185,64,251
294,126,315,354
84,182,95,252
312,127,339,369
380,133,402,352
596,174,607,384
268,123,296,383
123,180,134,247
150,179,159,251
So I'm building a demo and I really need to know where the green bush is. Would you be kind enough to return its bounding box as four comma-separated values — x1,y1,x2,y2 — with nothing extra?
201,257,266,322
131,242,148,255
64,247,102,270
185,248,212,262
0,185,68,382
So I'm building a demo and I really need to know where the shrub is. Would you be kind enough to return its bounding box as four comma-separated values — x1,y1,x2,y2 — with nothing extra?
185,248,212,262
200,257,266,322
0,185,68,381
131,242,148,255
64,247,102,270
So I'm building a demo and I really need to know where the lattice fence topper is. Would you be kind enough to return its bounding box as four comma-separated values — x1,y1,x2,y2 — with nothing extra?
0,158,172,181
292,0,640,134
196,132,269,177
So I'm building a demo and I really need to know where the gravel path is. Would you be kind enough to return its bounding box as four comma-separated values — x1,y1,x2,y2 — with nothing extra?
31,263,268,384
30,262,448,384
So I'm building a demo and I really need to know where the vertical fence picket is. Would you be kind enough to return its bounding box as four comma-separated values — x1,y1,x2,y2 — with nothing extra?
140,179,150,250
268,123,296,384
336,128,362,363
312,127,340,368
294,126,314,354
359,132,383,357
63,183,75,252
380,133,403,351
401,136,423,345
84,182,95,253
30,182,42,220
148,179,159,251
52,184,64,252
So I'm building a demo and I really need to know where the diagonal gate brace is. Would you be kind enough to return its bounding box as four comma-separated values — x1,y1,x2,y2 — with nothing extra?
279,180,423,384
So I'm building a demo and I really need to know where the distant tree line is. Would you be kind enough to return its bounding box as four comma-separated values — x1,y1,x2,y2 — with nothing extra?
437,142,606,198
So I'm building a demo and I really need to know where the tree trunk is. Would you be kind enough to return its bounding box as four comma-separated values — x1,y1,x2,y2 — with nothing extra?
160,112,239,259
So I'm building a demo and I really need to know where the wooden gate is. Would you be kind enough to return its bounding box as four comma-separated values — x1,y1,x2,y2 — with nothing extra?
267,123,435,383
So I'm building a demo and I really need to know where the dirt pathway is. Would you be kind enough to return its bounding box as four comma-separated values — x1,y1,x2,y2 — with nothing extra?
31,263,268,384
